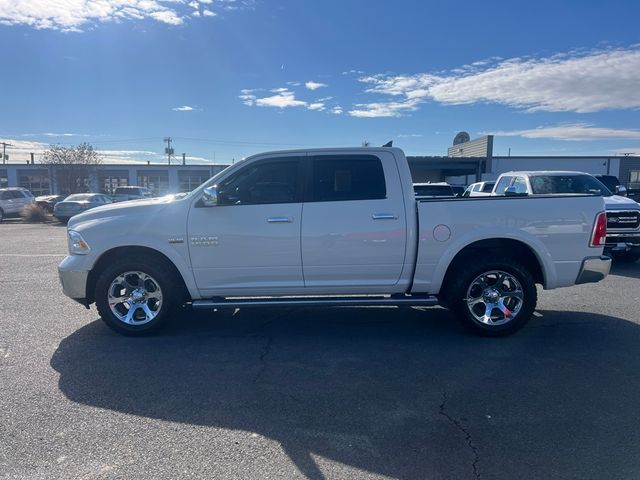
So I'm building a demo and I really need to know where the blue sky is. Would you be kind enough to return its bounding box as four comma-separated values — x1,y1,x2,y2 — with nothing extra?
0,0,639,164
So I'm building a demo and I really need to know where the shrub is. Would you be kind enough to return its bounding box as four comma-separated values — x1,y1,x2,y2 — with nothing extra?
21,204,49,223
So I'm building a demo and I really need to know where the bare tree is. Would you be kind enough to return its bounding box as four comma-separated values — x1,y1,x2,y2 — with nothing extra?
41,143,102,195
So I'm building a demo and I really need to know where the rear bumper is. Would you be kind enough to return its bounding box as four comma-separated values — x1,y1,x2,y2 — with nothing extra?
575,256,612,285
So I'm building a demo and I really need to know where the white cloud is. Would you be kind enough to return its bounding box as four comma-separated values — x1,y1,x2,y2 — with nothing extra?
149,10,183,25
397,133,423,138
240,89,307,109
172,105,199,111
0,0,187,30
349,98,421,118
330,106,343,115
353,47,640,116
307,102,325,111
0,0,249,30
305,81,328,91
487,123,640,141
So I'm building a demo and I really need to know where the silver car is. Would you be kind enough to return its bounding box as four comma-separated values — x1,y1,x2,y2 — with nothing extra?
53,193,113,223
0,187,35,222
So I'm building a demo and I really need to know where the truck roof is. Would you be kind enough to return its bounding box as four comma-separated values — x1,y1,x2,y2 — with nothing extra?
243,146,403,161
499,170,591,176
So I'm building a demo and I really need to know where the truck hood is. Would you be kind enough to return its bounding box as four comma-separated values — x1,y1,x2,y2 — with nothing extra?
603,195,640,211
67,196,184,229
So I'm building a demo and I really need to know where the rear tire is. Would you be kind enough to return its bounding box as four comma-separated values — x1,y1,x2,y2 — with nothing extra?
95,256,184,336
0,208,4,223
444,255,537,337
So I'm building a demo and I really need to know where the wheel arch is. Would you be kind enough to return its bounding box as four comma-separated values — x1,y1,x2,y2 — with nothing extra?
86,245,192,304
438,238,546,302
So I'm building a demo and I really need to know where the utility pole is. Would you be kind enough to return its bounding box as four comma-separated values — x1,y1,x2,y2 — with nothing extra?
1,141,12,164
163,137,174,165
182,153,186,165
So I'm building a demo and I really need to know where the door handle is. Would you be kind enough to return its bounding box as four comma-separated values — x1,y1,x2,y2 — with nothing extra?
372,213,398,220
267,217,293,223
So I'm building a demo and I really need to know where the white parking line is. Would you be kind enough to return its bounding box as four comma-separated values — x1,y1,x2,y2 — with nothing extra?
0,254,66,257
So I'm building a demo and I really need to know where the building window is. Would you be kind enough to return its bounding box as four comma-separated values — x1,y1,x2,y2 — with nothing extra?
178,170,209,192
630,170,640,189
99,171,129,195
0,169,7,188
137,170,169,196
18,169,50,196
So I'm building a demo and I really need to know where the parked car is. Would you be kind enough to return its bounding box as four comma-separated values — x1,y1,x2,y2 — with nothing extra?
112,186,154,202
594,175,627,196
594,174,640,203
0,187,35,222
53,193,113,223
493,171,640,263
59,147,610,337
462,181,495,197
36,194,65,213
413,182,455,199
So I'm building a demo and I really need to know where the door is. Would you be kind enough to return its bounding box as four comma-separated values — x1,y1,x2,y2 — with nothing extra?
301,153,407,291
2,191,21,214
188,157,304,296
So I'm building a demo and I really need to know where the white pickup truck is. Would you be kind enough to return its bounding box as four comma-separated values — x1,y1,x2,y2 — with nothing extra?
58,147,611,337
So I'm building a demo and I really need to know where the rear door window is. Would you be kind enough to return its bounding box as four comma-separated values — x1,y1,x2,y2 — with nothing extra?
310,155,386,202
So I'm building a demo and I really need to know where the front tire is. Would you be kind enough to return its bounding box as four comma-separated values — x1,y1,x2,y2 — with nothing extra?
95,257,182,336
445,256,537,336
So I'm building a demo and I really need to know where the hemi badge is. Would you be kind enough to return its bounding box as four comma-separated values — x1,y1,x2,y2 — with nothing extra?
168,237,185,244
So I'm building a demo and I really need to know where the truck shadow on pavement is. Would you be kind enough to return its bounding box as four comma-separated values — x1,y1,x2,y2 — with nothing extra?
51,307,640,480
610,261,640,279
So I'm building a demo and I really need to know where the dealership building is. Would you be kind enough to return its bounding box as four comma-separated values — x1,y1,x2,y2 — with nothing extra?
1,134,640,196
0,163,229,197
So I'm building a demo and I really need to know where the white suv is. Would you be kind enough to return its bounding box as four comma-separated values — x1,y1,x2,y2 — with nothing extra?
0,187,36,222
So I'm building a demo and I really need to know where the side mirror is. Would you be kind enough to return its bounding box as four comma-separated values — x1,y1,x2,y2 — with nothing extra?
615,185,627,196
504,186,528,197
202,185,218,206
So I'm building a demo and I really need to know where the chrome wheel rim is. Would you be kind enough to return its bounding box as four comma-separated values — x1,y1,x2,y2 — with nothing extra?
107,271,163,325
465,270,524,326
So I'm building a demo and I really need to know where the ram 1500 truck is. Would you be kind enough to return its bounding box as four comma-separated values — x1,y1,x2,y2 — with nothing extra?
492,170,640,263
58,148,611,337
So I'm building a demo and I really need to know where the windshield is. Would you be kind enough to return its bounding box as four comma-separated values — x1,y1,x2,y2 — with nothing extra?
114,188,136,195
65,194,92,201
529,175,612,196
596,176,619,191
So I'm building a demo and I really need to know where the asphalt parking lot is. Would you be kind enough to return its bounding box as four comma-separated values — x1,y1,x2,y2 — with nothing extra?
1,222,640,480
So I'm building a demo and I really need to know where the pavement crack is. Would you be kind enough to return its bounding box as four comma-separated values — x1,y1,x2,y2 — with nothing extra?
254,335,273,383
439,391,480,480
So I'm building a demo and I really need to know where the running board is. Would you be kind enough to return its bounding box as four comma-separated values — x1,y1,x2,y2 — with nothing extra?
192,295,438,310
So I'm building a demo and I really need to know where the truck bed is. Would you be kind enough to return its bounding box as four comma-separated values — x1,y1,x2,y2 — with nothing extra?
412,195,606,294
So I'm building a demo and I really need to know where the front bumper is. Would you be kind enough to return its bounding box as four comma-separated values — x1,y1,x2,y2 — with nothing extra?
575,256,612,285
605,233,640,252
58,255,90,306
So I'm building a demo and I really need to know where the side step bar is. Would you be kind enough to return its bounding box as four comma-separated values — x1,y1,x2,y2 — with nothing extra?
192,295,439,310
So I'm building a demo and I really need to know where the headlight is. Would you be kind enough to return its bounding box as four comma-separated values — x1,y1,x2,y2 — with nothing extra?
68,230,91,255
